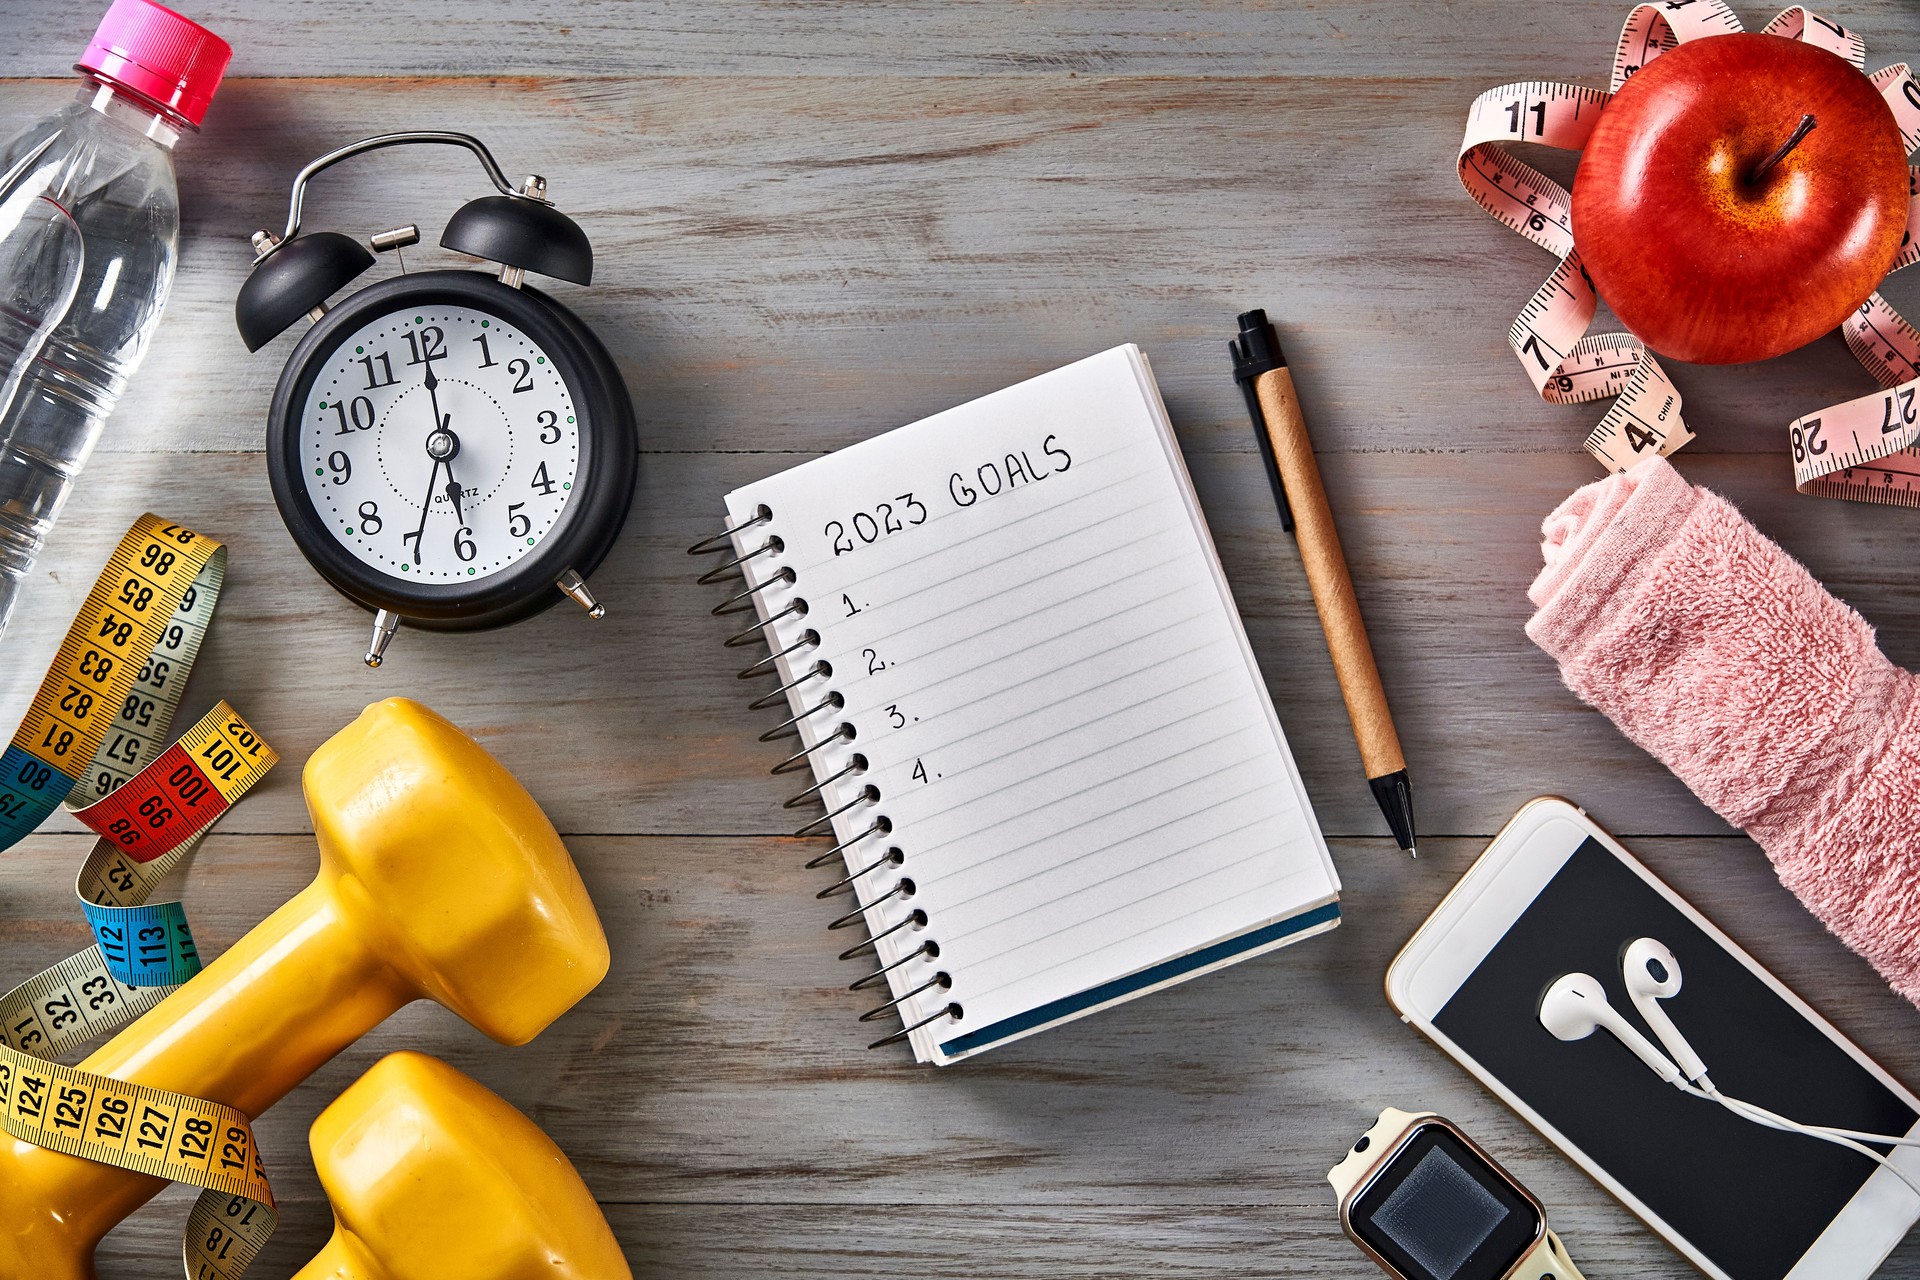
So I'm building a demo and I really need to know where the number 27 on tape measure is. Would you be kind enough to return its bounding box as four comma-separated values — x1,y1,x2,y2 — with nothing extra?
1459,1,1920,502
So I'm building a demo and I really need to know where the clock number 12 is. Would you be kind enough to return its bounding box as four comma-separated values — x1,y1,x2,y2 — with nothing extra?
402,326,446,365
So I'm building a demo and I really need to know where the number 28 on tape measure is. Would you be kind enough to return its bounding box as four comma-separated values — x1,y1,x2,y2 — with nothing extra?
1459,1,1920,502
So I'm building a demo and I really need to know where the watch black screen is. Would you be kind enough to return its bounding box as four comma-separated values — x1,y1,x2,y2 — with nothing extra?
1350,1124,1541,1280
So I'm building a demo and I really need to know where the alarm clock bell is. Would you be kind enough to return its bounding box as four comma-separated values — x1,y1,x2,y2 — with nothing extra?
238,132,637,668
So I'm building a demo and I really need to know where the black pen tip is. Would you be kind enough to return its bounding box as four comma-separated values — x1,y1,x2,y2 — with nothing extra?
1368,770,1417,857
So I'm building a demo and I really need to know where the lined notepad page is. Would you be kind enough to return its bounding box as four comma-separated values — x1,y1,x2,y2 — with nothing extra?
727,345,1338,1063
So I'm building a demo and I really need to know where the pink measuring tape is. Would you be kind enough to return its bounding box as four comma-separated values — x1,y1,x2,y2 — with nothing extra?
1458,2,1920,503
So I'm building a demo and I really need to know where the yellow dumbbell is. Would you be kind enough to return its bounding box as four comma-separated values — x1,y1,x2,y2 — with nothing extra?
294,1051,628,1279
0,698,610,1280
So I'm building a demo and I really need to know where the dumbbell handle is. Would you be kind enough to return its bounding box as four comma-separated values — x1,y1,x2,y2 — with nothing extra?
2,879,411,1274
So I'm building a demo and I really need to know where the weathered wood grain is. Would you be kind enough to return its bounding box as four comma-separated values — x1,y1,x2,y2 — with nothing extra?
5,2,1920,1277
0,69,1906,460
94,1200,1920,1280
0,832,1909,1277
6,448,1915,845
2,1,1914,82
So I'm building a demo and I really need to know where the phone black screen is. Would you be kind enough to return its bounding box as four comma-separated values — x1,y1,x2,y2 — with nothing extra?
1432,837,1917,1280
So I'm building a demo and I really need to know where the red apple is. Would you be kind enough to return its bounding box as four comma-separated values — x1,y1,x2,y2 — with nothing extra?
1571,33,1909,365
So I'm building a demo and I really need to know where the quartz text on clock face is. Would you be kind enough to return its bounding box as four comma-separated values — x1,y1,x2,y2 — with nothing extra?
299,304,581,583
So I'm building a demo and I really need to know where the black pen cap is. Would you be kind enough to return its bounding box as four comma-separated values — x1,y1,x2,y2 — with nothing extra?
1227,309,1293,531
1229,309,1287,382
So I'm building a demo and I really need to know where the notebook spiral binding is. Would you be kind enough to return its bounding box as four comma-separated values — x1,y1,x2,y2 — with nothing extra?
692,506,963,1051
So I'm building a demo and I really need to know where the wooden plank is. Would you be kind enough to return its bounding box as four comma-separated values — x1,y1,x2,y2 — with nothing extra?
4,6,1920,1278
5,1,1915,81
0,70,1903,459
7,448,1911,843
0,833,1907,1276
103,1200,1920,1280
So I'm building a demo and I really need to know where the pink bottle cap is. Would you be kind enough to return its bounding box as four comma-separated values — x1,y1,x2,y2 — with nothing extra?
77,0,231,129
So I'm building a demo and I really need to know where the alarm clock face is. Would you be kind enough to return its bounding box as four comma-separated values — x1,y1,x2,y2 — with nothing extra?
267,270,636,634
296,303,580,583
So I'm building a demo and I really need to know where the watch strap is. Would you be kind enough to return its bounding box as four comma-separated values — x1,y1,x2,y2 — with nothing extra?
1513,1230,1586,1280
1327,1107,1436,1202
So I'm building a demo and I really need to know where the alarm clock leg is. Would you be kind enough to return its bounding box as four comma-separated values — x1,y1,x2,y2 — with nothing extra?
557,568,606,619
365,608,400,668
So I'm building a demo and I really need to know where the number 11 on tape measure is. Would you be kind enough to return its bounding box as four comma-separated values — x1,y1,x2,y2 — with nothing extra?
1459,1,1920,498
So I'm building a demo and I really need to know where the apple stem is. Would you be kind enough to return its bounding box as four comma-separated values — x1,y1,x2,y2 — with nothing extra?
1748,114,1817,184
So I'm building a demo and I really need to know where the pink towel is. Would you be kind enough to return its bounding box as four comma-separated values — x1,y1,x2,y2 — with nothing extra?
1527,457,1920,1006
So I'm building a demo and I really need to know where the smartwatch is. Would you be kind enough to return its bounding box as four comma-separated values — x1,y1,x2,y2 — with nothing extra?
1328,1108,1585,1280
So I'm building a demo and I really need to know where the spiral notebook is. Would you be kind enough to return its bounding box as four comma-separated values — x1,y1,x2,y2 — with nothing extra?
706,345,1340,1064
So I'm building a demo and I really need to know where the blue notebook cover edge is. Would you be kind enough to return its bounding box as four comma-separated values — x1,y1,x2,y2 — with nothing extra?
937,899,1342,1059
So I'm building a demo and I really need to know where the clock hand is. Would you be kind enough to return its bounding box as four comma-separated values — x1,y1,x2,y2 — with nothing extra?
422,355,447,434
406,456,442,566
409,356,461,566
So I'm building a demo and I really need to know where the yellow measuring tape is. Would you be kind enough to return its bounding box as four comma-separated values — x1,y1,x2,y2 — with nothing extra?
0,516,279,1278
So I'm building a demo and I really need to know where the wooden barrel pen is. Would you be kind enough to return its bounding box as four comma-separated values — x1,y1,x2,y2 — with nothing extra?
1230,309,1417,857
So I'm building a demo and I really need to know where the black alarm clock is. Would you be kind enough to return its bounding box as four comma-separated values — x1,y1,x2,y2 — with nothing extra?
236,131,636,667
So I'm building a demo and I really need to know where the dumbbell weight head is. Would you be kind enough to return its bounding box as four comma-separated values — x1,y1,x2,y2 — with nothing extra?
0,699,610,1280
303,699,608,1045
295,1051,629,1280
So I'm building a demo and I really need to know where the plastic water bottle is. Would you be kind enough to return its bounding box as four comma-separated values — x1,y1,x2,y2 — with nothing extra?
0,147,83,458
0,0,229,639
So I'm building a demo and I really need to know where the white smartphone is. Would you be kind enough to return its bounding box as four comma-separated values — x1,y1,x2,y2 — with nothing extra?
1386,797,1920,1280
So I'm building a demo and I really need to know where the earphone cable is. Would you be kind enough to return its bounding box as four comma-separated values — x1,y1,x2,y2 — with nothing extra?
1704,1085,1920,1148
1680,1083,1920,1199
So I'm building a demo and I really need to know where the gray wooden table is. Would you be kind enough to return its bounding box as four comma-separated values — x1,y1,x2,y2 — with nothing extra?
3,2,1919,1275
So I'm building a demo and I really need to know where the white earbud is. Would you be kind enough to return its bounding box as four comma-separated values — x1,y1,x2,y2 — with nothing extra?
1622,938,1712,1086
1539,948,1920,1200
1537,972,1683,1085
